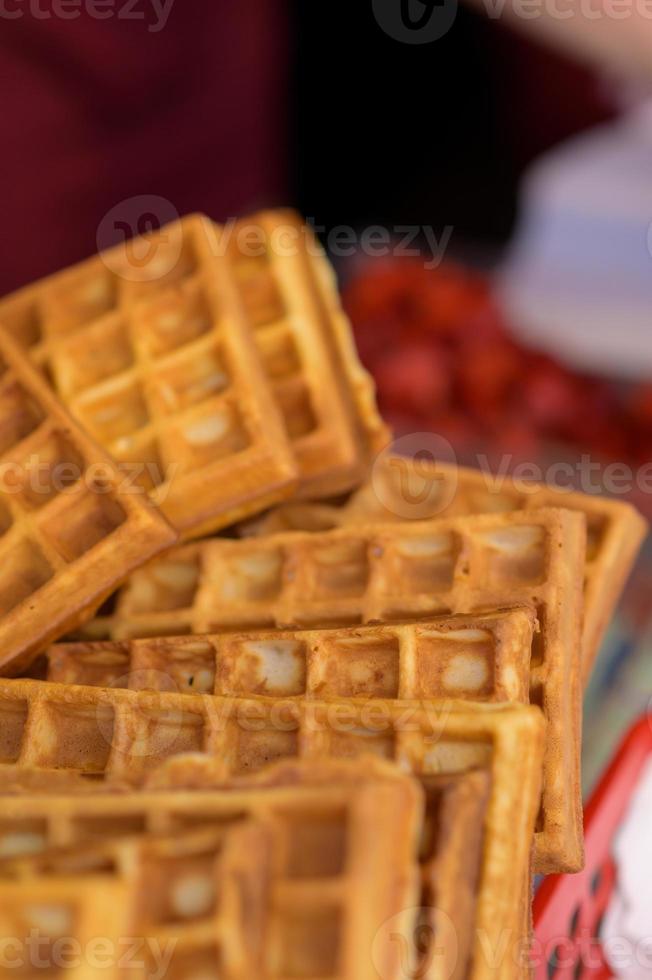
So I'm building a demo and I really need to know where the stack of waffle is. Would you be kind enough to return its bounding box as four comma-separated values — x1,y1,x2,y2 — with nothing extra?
0,211,645,978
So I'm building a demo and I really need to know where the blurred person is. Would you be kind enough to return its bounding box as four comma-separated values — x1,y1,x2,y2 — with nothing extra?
467,0,652,83
488,0,652,378
2,0,651,298
0,0,288,294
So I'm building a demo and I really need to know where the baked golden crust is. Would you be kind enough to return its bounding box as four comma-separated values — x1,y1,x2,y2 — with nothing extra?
0,330,176,675
0,703,543,979
242,455,648,681
0,757,422,980
69,508,584,871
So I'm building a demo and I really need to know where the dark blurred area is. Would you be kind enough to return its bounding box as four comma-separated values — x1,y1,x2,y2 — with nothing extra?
293,2,613,244
0,0,615,295
0,1,290,294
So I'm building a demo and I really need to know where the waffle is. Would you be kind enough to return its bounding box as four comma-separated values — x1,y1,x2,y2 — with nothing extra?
242,455,648,680
0,671,551,873
0,212,389,532
0,700,543,980
418,769,491,980
68,508,584,870
47,610,534,703
220,210,390,497
0,214,299,538
0,329,176,676
0,758,423,980
0,775,495,980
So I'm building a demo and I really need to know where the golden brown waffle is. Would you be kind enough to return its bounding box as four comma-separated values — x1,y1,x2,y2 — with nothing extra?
0,820,276,978
0,211,389,532
0,758,423,980
0,706,543,980
47,611,534,703
68,508,584,871
242,455,648,680
223,211,390,497
0,775,495,980
418,770,490,980
0,330,176,676
0,214,298,538
0,673,552,876
149,756,516,980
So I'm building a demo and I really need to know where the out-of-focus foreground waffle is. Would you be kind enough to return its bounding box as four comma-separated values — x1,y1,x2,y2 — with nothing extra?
0,671,549,876
0,773,497,980
0,211,388,536
0,713,543,980
0,330,175,676
241,454,648,681
70,508,585,871
0,759,423,980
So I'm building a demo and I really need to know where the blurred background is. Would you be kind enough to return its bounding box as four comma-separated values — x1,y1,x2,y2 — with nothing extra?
0,0,637,289
2,0,652,784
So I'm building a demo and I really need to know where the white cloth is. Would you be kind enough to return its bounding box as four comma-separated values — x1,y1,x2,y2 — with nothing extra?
498,104,652,379
602,756,652,977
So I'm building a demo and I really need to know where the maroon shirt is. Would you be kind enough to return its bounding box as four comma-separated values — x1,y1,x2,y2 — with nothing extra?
0,0,288,293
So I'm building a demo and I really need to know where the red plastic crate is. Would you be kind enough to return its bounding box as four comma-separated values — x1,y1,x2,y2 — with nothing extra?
533,714,652,977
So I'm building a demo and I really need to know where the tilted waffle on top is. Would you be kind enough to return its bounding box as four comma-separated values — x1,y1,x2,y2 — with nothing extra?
0,213,299,538
241,454,648,681
0,710,543,980
0,759,422,980
0,211,389,535
69,508,584,871
0,330,175,676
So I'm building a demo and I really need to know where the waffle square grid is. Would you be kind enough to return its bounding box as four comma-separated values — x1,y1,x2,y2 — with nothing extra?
0,760,421,980
73,508,585,871
0,705,543,980
0,330,176,675
243,454,648,681
0,215,298,538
